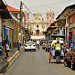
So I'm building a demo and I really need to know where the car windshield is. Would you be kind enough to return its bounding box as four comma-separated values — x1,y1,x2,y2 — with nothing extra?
26,42,34,45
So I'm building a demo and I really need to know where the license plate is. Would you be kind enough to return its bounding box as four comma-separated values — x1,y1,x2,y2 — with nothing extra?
29,46,32,48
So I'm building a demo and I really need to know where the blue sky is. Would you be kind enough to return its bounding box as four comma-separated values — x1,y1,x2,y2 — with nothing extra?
3,0,75,19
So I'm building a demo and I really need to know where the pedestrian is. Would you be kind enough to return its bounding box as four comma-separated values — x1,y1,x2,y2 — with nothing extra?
18,41,20,52
0,44,3,55
36,40,40,49
3,41,9,62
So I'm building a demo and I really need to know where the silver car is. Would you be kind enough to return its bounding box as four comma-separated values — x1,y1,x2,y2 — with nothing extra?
25,42,36,51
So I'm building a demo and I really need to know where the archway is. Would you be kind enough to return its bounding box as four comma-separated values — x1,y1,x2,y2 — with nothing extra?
36,30,39,35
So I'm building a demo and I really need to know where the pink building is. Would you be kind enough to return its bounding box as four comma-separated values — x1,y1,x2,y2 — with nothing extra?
24,9,29,29
46,9,55,27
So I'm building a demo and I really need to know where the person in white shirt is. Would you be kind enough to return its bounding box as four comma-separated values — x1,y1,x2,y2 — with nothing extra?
36,40,40,49
3,41,9,62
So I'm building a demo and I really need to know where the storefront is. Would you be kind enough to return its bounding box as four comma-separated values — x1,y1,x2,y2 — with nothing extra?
4,26,14,48
70,24,75,49
68,13,75,49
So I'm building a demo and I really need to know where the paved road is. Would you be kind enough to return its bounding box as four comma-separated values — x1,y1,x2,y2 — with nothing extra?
4,48,75,75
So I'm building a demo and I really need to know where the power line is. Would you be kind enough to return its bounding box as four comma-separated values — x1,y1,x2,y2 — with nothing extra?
22,3,33,15
14,0,20,8
29,0,71,8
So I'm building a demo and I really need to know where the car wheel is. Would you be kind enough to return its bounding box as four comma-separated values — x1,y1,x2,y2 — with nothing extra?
25,49,27,51
34,49,36,51
64,59,68,67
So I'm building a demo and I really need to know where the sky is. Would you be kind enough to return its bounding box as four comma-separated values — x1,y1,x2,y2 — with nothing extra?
3,0,75,19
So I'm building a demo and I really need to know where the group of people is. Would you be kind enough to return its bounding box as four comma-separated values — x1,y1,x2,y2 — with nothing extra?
0,40,21,62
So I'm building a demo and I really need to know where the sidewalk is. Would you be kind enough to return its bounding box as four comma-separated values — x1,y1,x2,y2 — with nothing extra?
0,46,24,73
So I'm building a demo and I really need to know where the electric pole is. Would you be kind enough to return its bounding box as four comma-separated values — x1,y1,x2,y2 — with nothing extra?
19,1,22,42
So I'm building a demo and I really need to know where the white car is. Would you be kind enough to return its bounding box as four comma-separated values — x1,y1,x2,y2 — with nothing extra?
25,42,36,51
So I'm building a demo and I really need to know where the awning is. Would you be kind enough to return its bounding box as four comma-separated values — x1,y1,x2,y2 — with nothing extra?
51,34,65,38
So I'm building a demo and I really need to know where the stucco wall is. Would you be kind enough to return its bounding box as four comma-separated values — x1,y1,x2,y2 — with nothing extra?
4,19,14,29
68,13,75,25
0,16,1,43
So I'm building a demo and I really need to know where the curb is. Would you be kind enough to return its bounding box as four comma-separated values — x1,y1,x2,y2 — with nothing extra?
0,46,24,74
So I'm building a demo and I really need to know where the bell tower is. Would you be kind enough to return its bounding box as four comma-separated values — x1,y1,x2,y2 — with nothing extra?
46,9,55,27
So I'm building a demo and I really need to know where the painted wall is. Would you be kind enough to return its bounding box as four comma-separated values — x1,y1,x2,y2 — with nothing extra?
0,16,1,44
68,13,75,48
4,19,14,29
68,13,75,25
4,19,14,48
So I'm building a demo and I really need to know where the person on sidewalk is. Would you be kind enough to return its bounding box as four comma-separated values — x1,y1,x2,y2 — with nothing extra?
3,41,9,62
17,41,20,52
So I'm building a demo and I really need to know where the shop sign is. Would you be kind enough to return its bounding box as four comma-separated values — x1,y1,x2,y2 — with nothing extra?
70,23,75,29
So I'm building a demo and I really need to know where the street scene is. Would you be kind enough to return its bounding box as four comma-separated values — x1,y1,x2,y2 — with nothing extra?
0,0,75,75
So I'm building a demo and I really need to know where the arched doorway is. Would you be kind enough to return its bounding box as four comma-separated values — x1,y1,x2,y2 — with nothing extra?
36,30,39,35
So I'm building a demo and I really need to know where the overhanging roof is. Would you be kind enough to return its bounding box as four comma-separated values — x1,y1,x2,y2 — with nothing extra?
0,0,11,19
7,5,19,12
56,4,75,20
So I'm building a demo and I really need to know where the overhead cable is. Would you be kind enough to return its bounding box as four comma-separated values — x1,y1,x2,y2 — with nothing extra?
29,0,71,8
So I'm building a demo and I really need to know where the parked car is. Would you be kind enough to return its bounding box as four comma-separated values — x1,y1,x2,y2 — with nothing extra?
42,41,48,50
64,49,75,70
45,41,52,52
25,42,36,51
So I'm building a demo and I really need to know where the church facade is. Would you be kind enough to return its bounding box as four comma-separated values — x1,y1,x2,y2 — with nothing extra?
29,12,47,39
29,9,55,40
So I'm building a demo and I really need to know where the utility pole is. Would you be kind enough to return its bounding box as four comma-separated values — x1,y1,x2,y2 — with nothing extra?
19,1,22,42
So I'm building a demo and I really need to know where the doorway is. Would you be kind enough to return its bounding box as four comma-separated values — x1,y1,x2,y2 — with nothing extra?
36,30,39,35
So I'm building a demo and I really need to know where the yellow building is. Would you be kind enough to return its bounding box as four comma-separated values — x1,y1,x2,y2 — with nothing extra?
0,0,11,44
29,12,47,40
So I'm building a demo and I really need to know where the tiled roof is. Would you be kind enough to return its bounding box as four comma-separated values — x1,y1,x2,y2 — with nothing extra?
7,5,19,12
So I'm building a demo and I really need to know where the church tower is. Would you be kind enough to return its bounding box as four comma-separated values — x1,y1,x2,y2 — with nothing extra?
46,9,55,27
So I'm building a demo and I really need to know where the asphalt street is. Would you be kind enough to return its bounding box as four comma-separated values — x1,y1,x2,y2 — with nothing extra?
4,47,75,75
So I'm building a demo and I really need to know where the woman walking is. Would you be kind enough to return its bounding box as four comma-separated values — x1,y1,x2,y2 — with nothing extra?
3,41,9,62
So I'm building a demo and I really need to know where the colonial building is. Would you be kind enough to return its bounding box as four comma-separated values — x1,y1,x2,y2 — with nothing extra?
29,12,46,40
56,4,75,49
